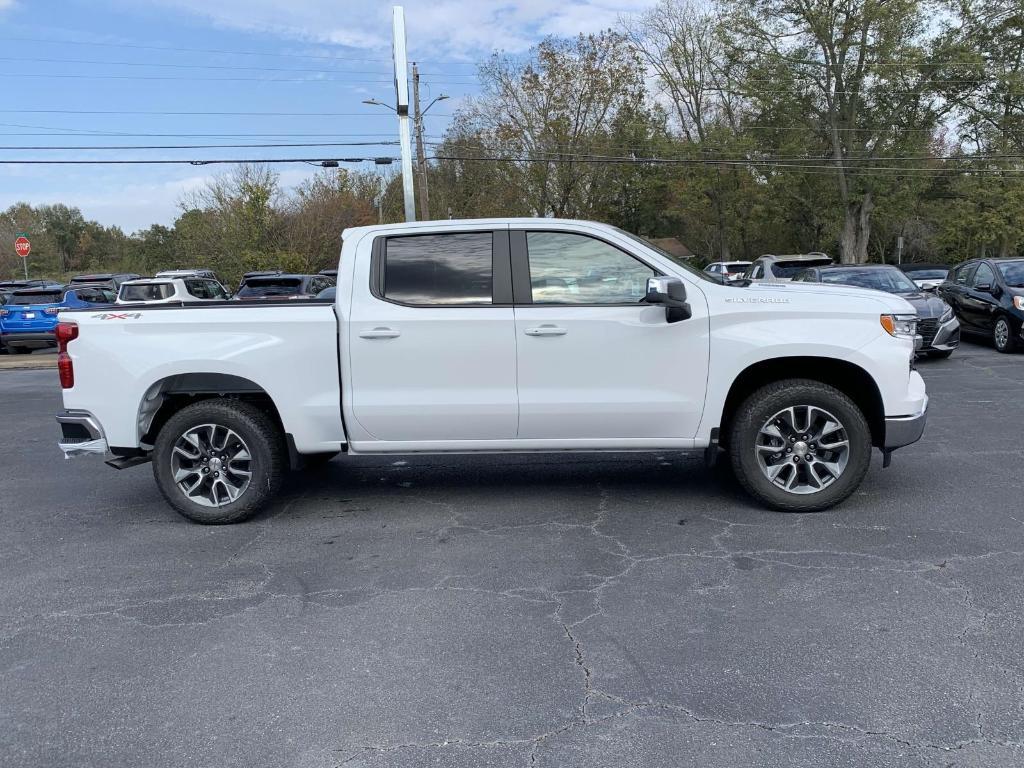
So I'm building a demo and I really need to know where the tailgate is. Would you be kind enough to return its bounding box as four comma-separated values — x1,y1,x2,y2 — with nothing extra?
1,304,59,332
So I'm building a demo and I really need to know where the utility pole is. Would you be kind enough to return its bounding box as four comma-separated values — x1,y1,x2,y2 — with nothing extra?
412,63,430,221
391,7,416,222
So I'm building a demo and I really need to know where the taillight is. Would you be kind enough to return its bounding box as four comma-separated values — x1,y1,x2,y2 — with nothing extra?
56,322,79,389
0,308,9,317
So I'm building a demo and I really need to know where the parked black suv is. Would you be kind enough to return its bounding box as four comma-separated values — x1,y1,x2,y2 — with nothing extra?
938,258,1024,353
233,273,335,300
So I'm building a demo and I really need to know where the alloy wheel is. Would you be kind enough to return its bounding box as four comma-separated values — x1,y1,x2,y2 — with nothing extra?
755,405,850,495
170,423,253,507
995,319,1009,350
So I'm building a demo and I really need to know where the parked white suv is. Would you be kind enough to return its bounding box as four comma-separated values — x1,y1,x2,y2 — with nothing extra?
116,277,230,305
56,219,927,524
745,253,833,281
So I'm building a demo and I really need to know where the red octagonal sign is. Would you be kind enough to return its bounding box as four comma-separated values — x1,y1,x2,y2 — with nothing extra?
14,236,30,258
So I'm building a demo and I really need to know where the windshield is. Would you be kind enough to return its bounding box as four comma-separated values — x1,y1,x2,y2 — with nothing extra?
70,277,110,285
121,283,174,302
997,261,1024,287
820,268,919,294
612,227,717,283
11,291,61,305
236,278,303,298
905,269,948,280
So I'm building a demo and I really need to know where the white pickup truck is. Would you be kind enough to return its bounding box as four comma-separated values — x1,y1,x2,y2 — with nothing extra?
55,219,928,524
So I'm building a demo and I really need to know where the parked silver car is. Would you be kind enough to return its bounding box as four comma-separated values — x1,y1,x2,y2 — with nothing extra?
744,253,833,281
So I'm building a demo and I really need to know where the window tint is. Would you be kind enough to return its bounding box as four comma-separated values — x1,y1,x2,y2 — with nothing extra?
383,232,493,305
236,278,303,298
121,283,174,302
997,261,1024,287
11,291,61,305
526,232,654,304
972,262,995,288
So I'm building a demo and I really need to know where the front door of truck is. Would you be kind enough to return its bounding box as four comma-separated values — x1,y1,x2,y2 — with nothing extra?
511,229,709,440
347,228,519,442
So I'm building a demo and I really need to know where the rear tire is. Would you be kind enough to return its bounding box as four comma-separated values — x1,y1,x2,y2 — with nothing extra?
729,379,872,513
152,399,285,524
994,317,1019,353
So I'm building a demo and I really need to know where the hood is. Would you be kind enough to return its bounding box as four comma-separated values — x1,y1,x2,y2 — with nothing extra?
900,292,950,320
736,280,916,314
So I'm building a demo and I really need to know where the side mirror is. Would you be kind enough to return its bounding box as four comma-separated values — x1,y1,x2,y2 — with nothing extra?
644,276,692,323
976,282,992,293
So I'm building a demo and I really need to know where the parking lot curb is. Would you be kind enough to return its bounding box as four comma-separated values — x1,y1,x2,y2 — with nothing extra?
0,357,57,371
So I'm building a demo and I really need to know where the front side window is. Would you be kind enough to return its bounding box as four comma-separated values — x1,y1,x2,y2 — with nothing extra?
972,262,995,288
526,232,655,304
383,232,493,305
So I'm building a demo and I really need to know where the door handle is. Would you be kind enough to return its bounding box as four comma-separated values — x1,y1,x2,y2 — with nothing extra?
359,327,401,339
524,325,567,337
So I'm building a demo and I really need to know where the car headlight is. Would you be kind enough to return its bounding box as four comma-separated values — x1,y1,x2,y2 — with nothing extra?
880,313,918,339
1014,296,1024,312
939,303,954,322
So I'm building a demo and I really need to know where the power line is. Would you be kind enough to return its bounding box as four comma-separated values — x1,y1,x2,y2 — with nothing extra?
5,36,395,63
0,55,395,75
0,141,399,150
0,109,454,117
0,156,398,165
0,72,401,83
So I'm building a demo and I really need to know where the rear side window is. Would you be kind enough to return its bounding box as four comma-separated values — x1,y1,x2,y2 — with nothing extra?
382,233,493,305
955,263,977,286
11,291,61,305
121,283,174,302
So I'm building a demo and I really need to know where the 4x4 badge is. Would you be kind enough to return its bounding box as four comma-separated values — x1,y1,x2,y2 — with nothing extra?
91,312,143,319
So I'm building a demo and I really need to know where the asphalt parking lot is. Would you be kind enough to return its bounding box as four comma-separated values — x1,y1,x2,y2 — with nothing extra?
2,341,1023,768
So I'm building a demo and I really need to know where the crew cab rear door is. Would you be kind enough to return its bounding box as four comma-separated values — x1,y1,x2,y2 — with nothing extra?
346,227,518,442
511,228,709,441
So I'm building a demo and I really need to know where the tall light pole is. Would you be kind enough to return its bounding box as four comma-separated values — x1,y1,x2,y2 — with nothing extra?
411,61,448,221
391,7,415,222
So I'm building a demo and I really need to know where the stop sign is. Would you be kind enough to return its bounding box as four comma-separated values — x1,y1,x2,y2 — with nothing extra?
14,236,30,258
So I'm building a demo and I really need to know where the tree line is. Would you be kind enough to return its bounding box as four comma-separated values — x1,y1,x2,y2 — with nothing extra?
2,0,1022,284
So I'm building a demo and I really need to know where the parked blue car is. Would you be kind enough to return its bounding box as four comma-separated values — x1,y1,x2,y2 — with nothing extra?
0,284,116,353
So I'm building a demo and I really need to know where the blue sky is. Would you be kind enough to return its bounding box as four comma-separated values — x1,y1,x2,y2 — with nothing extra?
0,0,656,232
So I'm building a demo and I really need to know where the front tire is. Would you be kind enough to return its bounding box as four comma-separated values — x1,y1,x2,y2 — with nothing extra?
729,379,872,513
994,317,1019,353
152,399,285,524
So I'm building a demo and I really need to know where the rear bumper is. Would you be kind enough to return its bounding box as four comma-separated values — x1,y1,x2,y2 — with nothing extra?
3,331,56,349
56,410,109,457
884,396,928,449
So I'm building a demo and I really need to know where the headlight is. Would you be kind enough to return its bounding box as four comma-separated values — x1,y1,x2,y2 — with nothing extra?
880,313,918,339
939,303,954,322
1014,296,1024,312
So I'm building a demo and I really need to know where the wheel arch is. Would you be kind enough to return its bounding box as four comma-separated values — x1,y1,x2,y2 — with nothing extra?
137,372,286,448
719,357,885,448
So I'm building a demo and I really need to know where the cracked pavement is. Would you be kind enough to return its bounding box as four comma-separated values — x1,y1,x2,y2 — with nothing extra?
2,342,1023,767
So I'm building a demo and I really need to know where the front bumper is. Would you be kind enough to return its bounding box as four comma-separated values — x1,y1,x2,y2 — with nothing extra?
56,410,109,457
3,331,57,350
925,315,960,352
884,395,928,449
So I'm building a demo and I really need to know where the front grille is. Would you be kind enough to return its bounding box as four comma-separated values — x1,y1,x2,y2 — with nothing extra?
918,318,939,347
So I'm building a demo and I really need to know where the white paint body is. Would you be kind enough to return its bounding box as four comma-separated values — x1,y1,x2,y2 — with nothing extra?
60,219,926,456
